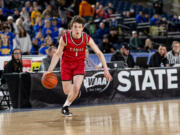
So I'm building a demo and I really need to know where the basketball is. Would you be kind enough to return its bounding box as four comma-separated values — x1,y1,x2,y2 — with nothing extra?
41,72,58,89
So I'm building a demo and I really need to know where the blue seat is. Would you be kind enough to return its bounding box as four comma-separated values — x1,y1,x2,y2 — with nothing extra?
168,15,173,21
161,13,168,18
143,8,148,14
136,5,143,13
131,5,137,13
148,8,154,17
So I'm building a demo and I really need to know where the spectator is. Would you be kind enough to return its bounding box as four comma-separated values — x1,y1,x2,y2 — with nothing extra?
42,19,54,38
144,13,150,22
95,2,100,11
106,8,113,19
39,46,60,71
31,32,44,54
33,1,42,12
14,18,24,35
124,11,132,18
144,38,155,52
105,2,115,13
111,44,135,68
85,48,100,70
167,41,180,66
23,16,32,35
129,31,143,50
0,8,6,22
0,22,3,32
149,45,169,67
108,27,120,49
13,26,32,55
101,35,115,53
39,36,53,55
4,48,23,73
60,18,68,29
58,28,65,39
172,15,180,31
13,9,20,22
51,17,61,40
159,17,168,36
0,34,12,56
109,18,118,29
42,5,54,19
51,17,61,28
31,6,42,26
7,16,16,33
20,7,29,22
136,11,145,23
0,7,14,16
25,1,32,14
84,18,95,35
150,14,160,26
56,27,65,46
44,14,51,21
79,0,94,22
153,0,163,14
30,38,40,55
96,22,109,40
35,31,44,45
129,8,136,17
3,25,15,46
57,4,67,23
33,18,43,36
96,4,106,18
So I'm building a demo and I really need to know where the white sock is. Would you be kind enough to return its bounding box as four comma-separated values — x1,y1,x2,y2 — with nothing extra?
63,99,71,107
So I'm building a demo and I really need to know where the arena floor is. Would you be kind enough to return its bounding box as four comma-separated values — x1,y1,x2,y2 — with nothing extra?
0,99,180,135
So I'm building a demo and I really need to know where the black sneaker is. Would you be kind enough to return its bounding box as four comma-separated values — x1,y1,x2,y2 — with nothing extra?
61,106,72,117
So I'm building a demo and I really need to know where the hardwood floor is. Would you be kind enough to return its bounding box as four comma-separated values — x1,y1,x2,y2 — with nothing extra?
0,100,180,135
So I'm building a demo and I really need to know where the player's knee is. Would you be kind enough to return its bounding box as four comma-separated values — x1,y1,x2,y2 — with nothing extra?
73,86,80,95
63,85,72,95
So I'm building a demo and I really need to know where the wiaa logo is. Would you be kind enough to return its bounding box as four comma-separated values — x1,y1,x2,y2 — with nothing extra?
83,72,110,93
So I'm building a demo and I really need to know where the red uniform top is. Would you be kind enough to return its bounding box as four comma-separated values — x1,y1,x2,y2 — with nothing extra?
62,30,90,63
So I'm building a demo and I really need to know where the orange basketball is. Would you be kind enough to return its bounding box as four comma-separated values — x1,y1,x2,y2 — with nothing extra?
41,72,58,89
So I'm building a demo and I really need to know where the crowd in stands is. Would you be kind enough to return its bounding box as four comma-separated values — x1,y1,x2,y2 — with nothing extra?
0,0,180,69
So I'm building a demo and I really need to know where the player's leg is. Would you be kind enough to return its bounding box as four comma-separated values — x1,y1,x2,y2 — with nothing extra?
62,81,73,95
61,80,73,116
61,62,74,116
61,75,84,116
68,75,84,102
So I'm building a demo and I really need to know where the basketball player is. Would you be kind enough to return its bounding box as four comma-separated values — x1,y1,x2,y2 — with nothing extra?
43,16,112,116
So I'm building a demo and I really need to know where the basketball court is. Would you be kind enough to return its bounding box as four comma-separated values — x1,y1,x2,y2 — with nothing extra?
0,99,180,135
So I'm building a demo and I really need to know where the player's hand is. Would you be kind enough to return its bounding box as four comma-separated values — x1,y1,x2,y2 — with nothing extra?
42,71,52,78
104,69,113,81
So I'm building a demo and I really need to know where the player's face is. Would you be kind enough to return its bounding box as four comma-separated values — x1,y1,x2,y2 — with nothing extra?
71,22,84,38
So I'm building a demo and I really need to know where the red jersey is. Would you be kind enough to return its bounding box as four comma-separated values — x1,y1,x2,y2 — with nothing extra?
62,30,90,62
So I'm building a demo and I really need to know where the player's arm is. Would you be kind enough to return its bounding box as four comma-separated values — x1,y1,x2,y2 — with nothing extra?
88,37,112,81
47,37,65,72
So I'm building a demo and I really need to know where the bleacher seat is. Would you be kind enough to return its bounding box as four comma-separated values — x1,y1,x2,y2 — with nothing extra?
148,8,154,17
